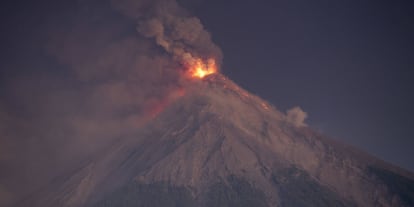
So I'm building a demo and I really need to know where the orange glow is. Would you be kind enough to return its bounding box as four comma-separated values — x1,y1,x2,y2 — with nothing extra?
188,58,217,79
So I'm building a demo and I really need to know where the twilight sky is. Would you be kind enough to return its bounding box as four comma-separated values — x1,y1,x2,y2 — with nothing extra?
0,1,413,195
0,1,414,205
191,0,414,171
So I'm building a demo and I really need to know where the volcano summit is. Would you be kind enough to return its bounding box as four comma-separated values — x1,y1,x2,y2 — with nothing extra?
16,74,414,207
1,0,414,206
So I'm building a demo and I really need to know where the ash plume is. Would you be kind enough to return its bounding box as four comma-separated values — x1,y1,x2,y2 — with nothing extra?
286,106,308,127
0,0,221,205
116,0,223,70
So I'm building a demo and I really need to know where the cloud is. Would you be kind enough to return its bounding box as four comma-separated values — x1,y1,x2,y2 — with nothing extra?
130,0,223,69
286,106,308,127
0,0,222,204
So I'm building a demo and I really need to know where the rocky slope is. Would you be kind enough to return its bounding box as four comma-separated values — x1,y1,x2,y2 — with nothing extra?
16,74,414,207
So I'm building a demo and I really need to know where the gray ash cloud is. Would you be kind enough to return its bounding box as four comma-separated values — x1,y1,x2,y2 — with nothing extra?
0,0,221,205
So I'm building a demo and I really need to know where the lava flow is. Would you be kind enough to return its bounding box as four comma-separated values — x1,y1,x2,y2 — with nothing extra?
187,58,217,79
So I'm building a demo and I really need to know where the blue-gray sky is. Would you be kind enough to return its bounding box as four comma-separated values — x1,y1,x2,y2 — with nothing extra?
0,0,413,184
192,0,414,170
0,1,414,205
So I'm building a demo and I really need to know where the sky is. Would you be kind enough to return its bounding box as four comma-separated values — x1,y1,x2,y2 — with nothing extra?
0,0,413,204
190,0,414,171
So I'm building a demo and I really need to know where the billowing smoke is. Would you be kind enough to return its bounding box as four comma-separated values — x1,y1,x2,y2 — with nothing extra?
0,0,221,205
118,0,223,71
286,106,308,127
137,15,221,67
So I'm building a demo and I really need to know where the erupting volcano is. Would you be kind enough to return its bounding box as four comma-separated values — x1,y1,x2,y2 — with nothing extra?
18,71,414,207
6,0,414,207
186,58,218,79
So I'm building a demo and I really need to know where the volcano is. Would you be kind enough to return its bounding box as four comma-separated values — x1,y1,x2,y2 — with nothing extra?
17,74,414,207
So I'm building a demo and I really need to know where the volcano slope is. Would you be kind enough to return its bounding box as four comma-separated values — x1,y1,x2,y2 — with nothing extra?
17,74,414,207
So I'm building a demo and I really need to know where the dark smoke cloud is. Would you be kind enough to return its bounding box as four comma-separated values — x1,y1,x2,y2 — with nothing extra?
114,0,223,68
0,0,221,205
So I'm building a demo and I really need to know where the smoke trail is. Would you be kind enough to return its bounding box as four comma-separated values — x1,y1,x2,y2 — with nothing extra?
113,0,223,70
0,0,221,205
286,106,308,127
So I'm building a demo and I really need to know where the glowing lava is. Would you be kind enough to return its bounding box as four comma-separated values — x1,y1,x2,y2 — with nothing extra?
188,58,217,79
